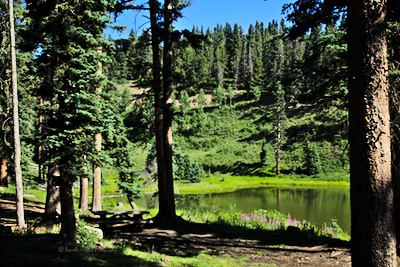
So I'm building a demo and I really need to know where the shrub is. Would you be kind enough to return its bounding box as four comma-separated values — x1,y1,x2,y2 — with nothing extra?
214,85,225,108
260,137,268,165
198,89,207,108
303,142,322,175
252,86,261,101
76,220,99,249
180,90,191,115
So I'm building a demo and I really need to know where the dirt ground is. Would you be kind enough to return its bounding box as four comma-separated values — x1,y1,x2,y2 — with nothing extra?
0,197,352,266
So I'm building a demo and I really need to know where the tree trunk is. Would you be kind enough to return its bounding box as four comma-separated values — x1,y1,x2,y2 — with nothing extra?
79,154,88,212
9,0,25,229
92,135,102,211
92,50,102,212
276,121,281,176
158,0,178,222
0,158,8,187
59,173,77,243
38,97,43,184
392,82,400,245
43,166,61,223
79,176,88,212
150,0,167,223
348,0,397,266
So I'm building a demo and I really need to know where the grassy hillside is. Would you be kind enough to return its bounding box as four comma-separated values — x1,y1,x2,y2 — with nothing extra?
128,88,349,185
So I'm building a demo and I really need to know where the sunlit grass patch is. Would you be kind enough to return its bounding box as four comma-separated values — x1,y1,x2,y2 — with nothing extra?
122,246,276,267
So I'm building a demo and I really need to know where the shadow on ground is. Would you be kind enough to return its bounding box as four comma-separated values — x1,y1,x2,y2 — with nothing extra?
0,234,161,267
111,220,350,258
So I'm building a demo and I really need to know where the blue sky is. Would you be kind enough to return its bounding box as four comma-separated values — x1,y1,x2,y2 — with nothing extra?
107,0,295,39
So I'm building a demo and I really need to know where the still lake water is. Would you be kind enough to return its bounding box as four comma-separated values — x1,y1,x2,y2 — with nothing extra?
136,187,351,233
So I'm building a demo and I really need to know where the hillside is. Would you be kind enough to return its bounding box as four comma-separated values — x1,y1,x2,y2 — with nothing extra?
126,86,349,184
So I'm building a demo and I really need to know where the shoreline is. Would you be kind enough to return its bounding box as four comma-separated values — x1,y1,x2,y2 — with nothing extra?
142,173,350,195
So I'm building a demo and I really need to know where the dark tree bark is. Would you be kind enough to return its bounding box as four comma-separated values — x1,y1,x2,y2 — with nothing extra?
392,80,400,245
43,166,61,223
149,0,167,222
59,173,77,243
160,0,178,221
150,0,180,223
348,0,397,265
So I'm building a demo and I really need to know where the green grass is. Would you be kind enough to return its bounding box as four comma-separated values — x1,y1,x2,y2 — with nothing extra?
178,208,350,242
172,97,349,178
141,172,349,195
122,247,276,267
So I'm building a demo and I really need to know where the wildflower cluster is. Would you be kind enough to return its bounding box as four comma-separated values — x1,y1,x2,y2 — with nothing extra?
179,208,350,241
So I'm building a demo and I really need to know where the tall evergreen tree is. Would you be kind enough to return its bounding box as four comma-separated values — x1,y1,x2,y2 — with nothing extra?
23,0,118,242
232,24,243,91
271,82,287,176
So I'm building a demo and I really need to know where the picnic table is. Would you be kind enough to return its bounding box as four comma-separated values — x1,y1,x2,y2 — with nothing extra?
90,210,150,231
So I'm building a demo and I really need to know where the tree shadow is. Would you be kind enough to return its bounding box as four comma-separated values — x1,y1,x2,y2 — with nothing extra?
114,221,350,258
0,234,161,267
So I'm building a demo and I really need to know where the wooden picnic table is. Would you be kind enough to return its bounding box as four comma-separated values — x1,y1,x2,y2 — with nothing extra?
90,210,151,231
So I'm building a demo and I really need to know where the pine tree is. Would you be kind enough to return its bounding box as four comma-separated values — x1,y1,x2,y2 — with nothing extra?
198,88,207,108
180,90,191,115
214,85,225,108
303,141,321,175
24,0,118,242
227,85,234,106
252,85,261,102
271,82,287,176
232,24,243,91
260,137,268,166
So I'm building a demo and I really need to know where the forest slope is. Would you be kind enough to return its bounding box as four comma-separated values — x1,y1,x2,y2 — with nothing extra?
125,86,349,188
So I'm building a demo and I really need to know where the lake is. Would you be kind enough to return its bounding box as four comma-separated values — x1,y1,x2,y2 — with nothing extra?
136,186,351,233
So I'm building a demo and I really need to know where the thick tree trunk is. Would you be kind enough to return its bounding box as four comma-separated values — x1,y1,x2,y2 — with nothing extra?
157,0,179,222
59,173,77,243
9,0,25,229
348,0,397,266
150,0,167,222
43,166,61,223
392,88,400,244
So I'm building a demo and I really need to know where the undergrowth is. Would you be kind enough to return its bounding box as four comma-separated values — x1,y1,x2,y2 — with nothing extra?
179,208,350,241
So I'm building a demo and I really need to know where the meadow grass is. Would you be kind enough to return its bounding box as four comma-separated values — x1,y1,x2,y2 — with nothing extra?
178,208,350,241
141,172,349,195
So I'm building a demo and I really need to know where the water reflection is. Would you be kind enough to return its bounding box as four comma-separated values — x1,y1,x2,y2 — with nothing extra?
136,187,350,232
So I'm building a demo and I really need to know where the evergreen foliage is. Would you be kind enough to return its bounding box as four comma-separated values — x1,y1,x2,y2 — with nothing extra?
146,141,205,183
198,88,207,108
214,85,225,108
252,86,261,102
303,141,322,175
180,90,191,115
260,137,268,166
